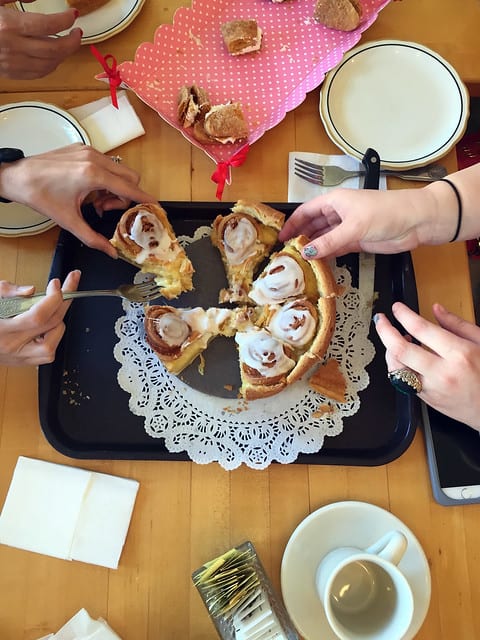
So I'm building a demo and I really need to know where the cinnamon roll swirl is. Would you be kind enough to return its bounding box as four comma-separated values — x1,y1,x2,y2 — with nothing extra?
249,236,337,305
235,328,296,399
265,299,318,349
111,203,193,299
211,200,285,303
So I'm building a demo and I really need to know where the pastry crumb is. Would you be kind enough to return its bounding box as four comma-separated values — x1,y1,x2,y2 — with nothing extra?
312,404,335,417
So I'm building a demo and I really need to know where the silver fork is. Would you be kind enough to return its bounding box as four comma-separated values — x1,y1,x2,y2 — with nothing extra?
294,158,447,187
0,280,162,319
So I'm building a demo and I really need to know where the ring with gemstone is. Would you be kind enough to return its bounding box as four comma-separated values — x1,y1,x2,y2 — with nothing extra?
110,155,122,163
388,367,422,395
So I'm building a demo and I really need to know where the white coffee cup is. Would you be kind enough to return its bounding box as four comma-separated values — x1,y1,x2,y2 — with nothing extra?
315,530,414,640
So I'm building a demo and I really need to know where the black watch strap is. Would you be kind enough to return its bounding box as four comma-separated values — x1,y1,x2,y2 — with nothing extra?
0,148,25,203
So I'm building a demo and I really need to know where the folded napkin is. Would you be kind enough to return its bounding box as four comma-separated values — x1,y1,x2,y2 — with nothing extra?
35,608,122,640
288,151,386,203
0,456,139,569
68,90,145,154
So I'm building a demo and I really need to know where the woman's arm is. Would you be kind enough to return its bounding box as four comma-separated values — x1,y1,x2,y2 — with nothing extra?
279,163,480,259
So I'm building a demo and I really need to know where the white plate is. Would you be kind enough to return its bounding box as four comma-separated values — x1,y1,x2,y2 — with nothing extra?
319,40,469,169
16,0,145,44
281,501,431,640
0,101,90,238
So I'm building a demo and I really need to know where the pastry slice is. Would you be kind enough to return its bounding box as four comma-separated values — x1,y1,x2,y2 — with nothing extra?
313,0,362,31
249,235,337,305
235,328,296,399
221,19,263,56
204,103,249,144
309,357,347,402
145,305,259,374
110,203,194,300
211,200,285,303
177,84,211,129
66,0,111,16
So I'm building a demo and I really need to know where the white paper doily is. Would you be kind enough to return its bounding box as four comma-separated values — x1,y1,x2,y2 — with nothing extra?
114,228,375,470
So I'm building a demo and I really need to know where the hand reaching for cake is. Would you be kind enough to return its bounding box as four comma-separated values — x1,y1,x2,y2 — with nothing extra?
0,144,156,258
0,2,82,79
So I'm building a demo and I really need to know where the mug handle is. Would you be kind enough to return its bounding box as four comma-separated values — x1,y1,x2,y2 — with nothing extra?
365,530,408,566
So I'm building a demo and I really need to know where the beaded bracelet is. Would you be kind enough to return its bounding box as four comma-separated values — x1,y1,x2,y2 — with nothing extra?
441,178,463,243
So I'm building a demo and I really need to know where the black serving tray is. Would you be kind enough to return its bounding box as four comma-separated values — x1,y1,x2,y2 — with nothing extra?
38,202,420,465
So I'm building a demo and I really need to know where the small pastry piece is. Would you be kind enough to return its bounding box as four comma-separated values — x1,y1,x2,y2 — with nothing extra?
145,305,260,374
177,84,211,128
313,0,362,31
204,103,249,144
110,203,194,299
221,19,263,56
211,200,285,303
235,328,296,399
309,358,347,402
66,0,111,16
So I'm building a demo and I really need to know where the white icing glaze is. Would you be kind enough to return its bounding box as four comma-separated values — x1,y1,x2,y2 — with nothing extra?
235,328,295,377
249,255,305,304
222,217,258,265
128,211,179,264
182,307,232,333
153,307,235,346
154,313,190,347
267,300,317,347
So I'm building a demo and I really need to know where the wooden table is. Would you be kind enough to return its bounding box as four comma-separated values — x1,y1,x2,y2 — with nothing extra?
0,1,479,638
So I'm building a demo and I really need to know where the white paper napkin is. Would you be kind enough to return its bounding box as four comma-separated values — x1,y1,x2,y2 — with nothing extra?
288,151,386,203
0,457,139,569
68,90,145,154
35,608,122,640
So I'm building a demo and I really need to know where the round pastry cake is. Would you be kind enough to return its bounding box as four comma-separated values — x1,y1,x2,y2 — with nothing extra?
114,201,337,400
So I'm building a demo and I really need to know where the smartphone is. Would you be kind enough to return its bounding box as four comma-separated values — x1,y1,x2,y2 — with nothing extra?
422,403,480,505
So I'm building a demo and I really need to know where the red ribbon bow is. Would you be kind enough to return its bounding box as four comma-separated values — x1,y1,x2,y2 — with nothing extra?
90,45,122,109
211,145,250,200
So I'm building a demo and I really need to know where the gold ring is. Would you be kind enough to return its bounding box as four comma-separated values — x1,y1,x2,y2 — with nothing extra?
388,367,422,395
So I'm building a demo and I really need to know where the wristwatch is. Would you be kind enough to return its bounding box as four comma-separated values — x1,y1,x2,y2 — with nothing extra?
0,148,25,203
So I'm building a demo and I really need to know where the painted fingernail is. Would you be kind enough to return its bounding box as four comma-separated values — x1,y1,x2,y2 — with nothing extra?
373,313,380,324
73,8,80,19
303,245,318,258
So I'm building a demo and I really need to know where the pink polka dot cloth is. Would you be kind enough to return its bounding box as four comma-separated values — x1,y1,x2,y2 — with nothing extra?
117,0,391,190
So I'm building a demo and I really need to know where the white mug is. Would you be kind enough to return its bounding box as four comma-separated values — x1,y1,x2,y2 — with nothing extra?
315,530,414,640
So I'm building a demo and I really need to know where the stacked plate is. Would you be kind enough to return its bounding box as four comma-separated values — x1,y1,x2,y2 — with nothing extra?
15,0,146,44
0,102,89,238
319,40,469,169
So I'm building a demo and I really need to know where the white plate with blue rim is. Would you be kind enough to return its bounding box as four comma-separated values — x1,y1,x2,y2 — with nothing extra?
15,0,146,44
320,40,469,169
0,101,90,238
281,501,431,640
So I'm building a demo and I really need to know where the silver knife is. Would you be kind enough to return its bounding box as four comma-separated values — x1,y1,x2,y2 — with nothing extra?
358,148,380,321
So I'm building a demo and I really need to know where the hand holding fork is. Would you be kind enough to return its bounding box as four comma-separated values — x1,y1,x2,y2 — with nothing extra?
0,280,162,319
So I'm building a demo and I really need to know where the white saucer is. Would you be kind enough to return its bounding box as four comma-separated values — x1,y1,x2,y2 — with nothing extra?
319,40,469,169
0,101,90,238
281,501,431,640
16,0,145,44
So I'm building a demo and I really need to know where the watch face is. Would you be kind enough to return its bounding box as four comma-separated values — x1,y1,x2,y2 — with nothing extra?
0,101,90,237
